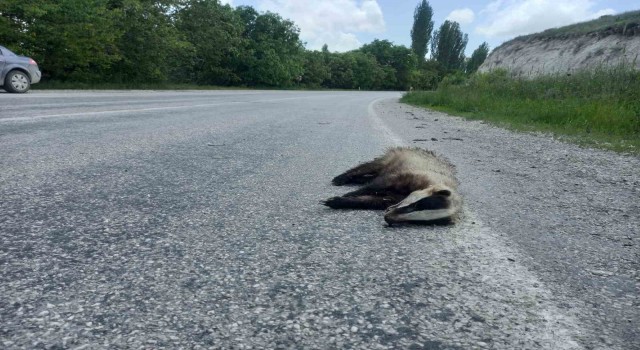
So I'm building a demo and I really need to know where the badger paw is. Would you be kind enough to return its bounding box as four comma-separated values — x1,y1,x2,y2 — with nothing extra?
322,197,345,208
331,175,350,186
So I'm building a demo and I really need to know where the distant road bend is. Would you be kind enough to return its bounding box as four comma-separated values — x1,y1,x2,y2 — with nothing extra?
1,90,638,349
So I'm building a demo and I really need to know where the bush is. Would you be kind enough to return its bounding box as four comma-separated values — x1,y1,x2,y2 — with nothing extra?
438,71,468,88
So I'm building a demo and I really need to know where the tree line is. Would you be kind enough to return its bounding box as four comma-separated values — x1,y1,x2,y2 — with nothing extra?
0,0,489,90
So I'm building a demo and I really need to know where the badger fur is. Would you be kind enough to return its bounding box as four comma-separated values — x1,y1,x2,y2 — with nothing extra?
323,147,462,225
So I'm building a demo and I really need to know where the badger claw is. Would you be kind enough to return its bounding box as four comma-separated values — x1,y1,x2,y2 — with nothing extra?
322,197,343,208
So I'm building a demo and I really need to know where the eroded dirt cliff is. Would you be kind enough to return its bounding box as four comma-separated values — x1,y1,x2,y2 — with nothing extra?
479,13,640,76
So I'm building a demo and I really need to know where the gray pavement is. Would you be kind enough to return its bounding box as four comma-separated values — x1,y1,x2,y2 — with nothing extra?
0,90,638,349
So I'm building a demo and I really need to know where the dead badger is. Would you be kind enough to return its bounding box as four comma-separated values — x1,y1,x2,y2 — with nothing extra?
323,147,462,225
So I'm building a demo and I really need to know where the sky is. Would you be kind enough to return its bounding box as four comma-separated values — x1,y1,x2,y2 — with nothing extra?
220,0,639,56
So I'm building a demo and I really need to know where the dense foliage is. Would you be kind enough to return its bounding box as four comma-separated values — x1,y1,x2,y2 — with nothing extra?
410,0,434,62
0,0,477,90
466,42,489,74
431,20,468,73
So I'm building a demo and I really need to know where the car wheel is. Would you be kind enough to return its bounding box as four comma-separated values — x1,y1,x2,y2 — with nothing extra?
4,70,31,93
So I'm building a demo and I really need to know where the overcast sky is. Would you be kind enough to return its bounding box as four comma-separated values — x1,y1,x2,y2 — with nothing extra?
221,0,638,55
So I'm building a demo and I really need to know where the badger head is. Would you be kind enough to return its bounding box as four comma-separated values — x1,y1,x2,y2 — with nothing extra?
383,185,460,225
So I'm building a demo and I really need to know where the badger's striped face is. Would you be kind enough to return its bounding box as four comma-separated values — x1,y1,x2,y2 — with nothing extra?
383,186,458,225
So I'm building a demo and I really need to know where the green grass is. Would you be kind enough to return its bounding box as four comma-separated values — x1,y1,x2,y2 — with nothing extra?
513,10,640,42
401,68,640,154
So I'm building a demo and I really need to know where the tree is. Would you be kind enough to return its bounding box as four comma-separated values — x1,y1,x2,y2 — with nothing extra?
320,44,332,65
301,50,330,87
466,42,490,74
176,0,243,85
235,8,304,86
412,60,443,90
359,39,418,90
410,0,434,62
0,0,122,81
349,52,385,90
324,54,354,89
431,20,468,72
109,0,188,83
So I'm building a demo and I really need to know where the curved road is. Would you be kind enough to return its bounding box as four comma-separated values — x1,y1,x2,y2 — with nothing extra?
1,90,638,349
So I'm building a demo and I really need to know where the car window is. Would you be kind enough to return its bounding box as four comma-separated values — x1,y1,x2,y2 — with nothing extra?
0,47,15,56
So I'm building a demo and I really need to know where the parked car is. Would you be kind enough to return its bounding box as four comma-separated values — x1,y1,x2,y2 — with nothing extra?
0,45,41,93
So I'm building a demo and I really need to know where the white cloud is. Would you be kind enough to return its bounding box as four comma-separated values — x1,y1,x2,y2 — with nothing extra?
476,0,615,38
312,32,363,53
220,0,233,5
446,8,475,25
257,0,385,52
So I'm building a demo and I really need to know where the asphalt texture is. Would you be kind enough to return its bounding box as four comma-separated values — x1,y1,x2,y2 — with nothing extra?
0,90,638,349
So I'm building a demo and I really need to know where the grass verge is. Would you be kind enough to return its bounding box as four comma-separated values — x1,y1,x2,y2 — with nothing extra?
401,68,640,155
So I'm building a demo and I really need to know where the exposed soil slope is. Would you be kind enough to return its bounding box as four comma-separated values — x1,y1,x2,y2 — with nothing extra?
479,11,640,76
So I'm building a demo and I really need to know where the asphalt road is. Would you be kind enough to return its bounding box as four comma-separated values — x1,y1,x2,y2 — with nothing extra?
1,90,638,349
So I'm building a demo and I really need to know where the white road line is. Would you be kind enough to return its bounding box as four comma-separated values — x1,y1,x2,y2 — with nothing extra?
0,98,228,110
0,96,325,123
0,90,265,99
449,213,585,349
368,98,585,348
368,97,406,147
1,101,244,122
